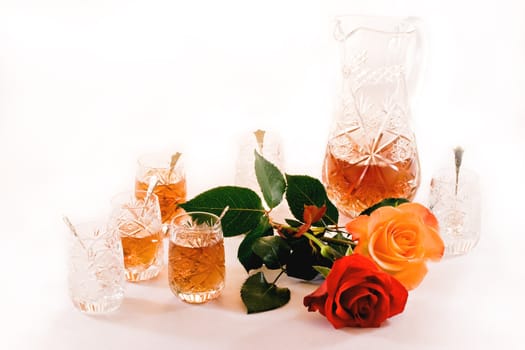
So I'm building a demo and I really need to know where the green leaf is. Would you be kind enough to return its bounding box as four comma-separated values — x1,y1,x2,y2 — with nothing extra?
240,272,290,314
252,236,291,270
284,218,303,227
312,265,331,278
327,232,353,257
237,216,274,272
285,174,338,226
286,236,332,280
179,186,264,237
254,151,286,209
359,197,410,216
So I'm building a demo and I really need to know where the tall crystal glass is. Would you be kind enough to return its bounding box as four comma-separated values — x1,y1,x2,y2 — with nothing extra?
135,152,187,225
67,220,125,313
110,190,164,281
168,212,225,304
428,168,481,256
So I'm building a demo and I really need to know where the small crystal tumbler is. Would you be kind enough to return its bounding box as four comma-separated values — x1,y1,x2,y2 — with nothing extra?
428,168,481,256
110,190,164,281
168,212,225,304
67,221,125,314
234,129,284,194
135,152,187,225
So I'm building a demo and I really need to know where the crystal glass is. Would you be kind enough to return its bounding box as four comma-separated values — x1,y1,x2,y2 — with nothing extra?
168,212,225,304
322,16,423,217
110,190,164,281
135,152,187,225
428,168,481,256
234,129,284,194
67,220,125,314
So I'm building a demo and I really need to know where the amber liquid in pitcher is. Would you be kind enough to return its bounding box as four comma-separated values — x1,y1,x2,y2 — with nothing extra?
323,134,420,217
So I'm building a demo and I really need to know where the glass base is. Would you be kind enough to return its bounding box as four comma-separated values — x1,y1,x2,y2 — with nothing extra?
71,294,123,314
125,264,162,282
444,238,479,257
172,286,224,304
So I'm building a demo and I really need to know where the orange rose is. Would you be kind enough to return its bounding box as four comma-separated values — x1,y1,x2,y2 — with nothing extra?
345,203,444,290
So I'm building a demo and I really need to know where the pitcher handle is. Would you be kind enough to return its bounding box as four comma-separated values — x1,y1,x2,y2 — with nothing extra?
404,16,426,99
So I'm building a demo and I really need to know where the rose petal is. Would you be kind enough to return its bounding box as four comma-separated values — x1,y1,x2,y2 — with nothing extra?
338,285,370,310
360,280,389,318
353,206,405,268
421,225,444,261
399,202,439,231
350,293,375,325
295,223,310,238
335,285,368,320
398,203,443,260
367,205,401,229
327,255,379,284
345,215,371,241
368,273,408,317
390,224,421,258
342,254,380,271
303,204,327,225
392,260,428,290
303,281,329,315
335,285,382,328
368,224,409,272
324,294,349,329
387,280,409,317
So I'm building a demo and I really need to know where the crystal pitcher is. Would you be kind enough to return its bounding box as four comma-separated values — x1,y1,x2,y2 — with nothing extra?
322,16,423,217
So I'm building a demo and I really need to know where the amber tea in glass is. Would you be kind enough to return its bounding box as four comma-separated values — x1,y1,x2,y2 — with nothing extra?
135,152,187,224
168,212,225,304
111,190,164,281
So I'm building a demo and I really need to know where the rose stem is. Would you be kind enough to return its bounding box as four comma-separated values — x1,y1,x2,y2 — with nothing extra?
271,268,286,285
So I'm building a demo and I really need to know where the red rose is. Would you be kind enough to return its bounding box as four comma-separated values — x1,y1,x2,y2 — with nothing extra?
303,254,408,328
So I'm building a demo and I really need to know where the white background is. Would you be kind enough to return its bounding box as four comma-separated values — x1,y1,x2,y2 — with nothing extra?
1,1,524,349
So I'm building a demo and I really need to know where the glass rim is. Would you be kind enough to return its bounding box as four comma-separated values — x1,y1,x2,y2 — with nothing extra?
137,151,185,169
67,220,114,240
333,15,420,39
110,190,160,208
431,167,480,184
170,211,222,230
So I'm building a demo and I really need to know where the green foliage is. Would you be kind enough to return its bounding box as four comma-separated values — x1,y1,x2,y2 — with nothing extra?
240,272,291,314
284,218,302,227
313,265,332,278
285,174,339,225
179,154,363,315
359,197,410,216
179,186,264,236
237,216,274,272
285,236,333,280
329,232,353,257
254,151,286,209
251,236,291,270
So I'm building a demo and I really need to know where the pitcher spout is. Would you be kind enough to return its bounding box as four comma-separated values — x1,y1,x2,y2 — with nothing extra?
334,15,420,42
